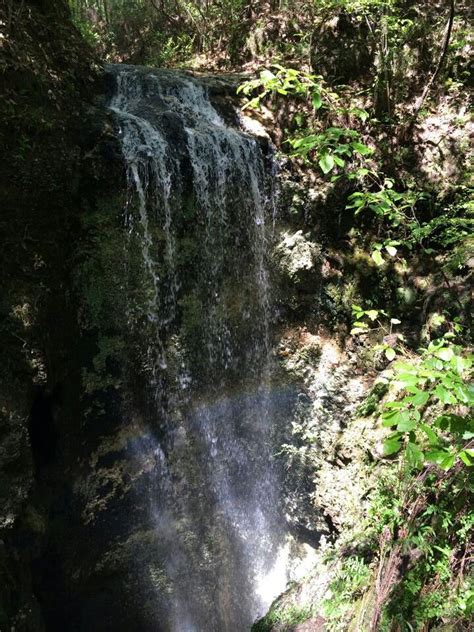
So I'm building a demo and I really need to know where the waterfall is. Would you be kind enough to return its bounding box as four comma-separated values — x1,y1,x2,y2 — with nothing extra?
108,65,288,631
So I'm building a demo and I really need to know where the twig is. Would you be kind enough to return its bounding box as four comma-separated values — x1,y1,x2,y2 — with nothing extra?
405,0,455,135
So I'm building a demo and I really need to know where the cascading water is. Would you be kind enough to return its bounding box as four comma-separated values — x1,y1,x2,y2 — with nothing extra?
108,65,290,631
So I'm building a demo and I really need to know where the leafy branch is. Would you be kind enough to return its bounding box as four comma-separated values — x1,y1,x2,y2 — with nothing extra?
380,333,473,470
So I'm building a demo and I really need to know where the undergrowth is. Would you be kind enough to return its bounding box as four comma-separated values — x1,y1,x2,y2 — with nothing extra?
320,452,473,631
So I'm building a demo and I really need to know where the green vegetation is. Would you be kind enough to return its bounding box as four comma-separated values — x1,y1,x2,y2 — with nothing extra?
253,603,314,631
321,463,473,631
323,555,372,630
380,333,473,469
236,3,471,630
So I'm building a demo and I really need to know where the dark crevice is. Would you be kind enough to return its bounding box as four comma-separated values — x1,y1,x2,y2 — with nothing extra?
28,388,58,475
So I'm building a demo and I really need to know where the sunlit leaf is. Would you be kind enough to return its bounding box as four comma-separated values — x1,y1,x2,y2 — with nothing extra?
383,436,402,455
260,69,276,82
319,153,335,174
366,310,379,321
371,250,384,266
426,449,450,464
433,385,457,405
382,409,410,427
439,452,456,470
406,391,429,406
397,416,417,432
434,347,454,362
406,441,424,468
352,141,373,155
458,450,473,466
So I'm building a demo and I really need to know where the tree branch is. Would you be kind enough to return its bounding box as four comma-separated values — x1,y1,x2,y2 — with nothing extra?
406,0,455,134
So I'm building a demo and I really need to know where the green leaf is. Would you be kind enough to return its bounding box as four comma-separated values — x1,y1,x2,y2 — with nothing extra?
366,310,379,321
333,155,345,168
396,374,420,387
352,141,373,156
352,108,369,122
439,452,456,470
420,423,439,446
434,347,454,362
455,384,474,404
381,410,400,426
406,391,429,407
393,362,416,372
385,402,405,410
458,450,473,466
382,409,410,428
243,96,261,110
426,449,450,464
431,314,446,327
371,250,384,266
311,91,322,110
435,415,449,430
260,69,276,82
385,347,396,361
397,416,418,432
406,441,424,468
319,153,335,174
434,414,471,435
383,436,402,456
433,385,457,405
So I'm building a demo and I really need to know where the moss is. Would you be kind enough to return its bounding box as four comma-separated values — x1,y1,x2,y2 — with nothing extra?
356,382,389,417
82,336,125,395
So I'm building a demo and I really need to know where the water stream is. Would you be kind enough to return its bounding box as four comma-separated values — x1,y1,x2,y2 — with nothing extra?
108,65,289,631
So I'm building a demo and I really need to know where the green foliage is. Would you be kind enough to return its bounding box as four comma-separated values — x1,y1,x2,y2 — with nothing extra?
68,0,251,65
403,186,474,273
324,465,474,632
253,603,314,631
346,177,473,270
237,65,328,110
315,0,395,11
350,304,403,360
288,127,373,174
379,333,473,470
349,304,473,470
375,468,474,631
346,177,420,225
239,65,371,174
322,556,372,630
